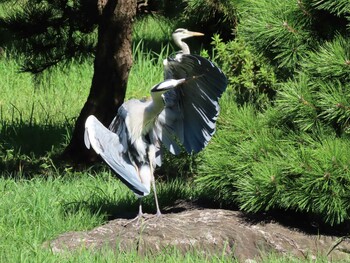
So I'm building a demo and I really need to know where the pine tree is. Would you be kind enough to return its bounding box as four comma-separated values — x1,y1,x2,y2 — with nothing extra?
0,0,98,73
197,0,350,225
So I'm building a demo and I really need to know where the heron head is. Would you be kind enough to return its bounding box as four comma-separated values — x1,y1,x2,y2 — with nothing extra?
173,28,204,40
172,28,204,54
172,28,204,42
151,78,187,94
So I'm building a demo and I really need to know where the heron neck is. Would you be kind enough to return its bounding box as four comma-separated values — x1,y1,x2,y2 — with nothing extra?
174,39,190,54
147,92,165,116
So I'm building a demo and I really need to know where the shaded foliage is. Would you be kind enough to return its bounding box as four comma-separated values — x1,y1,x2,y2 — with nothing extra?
0,0,98,72
181,0,238,42
210,34,276,110
0,0,238,73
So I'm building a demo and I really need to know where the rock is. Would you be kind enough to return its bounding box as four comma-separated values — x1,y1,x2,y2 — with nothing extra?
44,208,350,262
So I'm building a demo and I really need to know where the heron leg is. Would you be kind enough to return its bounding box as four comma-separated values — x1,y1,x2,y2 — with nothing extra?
138,198,143,217
123,199,145,227
152,179,162,217
148,145,162,216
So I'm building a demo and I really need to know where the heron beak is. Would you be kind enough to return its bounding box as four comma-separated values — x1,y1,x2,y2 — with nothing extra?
188,31,204,37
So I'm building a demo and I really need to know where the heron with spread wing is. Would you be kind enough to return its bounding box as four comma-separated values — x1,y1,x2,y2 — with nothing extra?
84,28,227,218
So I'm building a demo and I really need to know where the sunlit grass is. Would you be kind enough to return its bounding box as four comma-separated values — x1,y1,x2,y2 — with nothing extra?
0,171,209,262
0,171,330,262
0,57,92,156
133,15,175,46
0,174,107,262
0,58,92,123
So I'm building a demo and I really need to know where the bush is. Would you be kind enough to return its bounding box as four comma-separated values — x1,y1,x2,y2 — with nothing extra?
196,0,350,226
181,0,238,41
211,34,276,110
197,96,350,225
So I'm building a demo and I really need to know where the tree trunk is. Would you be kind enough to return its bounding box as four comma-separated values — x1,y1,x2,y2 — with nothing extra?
62,0,137,164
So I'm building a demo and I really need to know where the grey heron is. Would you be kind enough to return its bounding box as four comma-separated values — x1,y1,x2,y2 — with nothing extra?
84,28,227,218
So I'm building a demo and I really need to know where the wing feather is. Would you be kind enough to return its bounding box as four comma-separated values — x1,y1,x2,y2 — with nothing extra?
84,115,150,196
155,54,227,154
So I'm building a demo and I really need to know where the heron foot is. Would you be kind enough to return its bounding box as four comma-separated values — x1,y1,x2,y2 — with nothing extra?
143,211,176,225
123,212,155,227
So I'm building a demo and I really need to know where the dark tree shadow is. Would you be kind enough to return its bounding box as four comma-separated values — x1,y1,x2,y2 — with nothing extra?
62,195,140,220
60,180,350,237
60,177,221,221
0,122,69,155
0,121,73,176
239,209,350,237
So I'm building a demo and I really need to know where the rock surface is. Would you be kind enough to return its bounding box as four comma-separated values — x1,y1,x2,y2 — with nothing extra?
45,206,350,262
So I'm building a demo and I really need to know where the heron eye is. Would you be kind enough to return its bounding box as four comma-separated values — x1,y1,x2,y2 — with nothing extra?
174,28,186,33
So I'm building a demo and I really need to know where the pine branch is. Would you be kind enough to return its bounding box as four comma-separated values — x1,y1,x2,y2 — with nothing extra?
0,0,98,73
297,0,312,17
316,81,350,134
312,0,350,17
303,35,350,83
239,0,315,76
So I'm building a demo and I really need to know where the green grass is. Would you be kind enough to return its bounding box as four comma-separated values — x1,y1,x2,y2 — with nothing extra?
127,40,170,100
0,58,92,156
0,172,330,263
133,15,175,45
0,171,333,262
0,174,105,262
0,171,227,262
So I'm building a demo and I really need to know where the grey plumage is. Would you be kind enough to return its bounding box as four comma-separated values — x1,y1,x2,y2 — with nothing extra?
84,29,227,217
159,54,227,154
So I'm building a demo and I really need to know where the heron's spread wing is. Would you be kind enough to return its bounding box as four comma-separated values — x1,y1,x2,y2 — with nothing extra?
84,115,150,196
155,54,228,154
